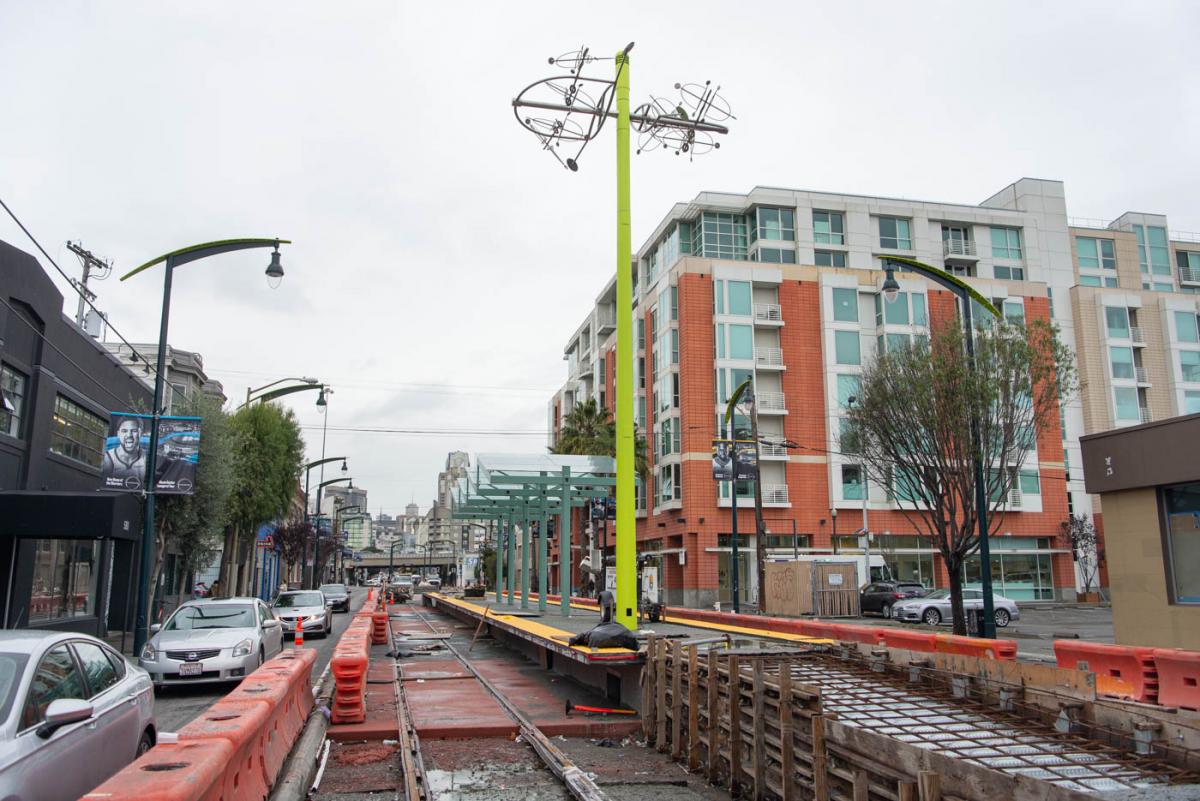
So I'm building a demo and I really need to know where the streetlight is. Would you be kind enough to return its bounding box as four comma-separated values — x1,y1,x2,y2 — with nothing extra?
878,256,1002,638
302,456,347,587
512,45,731,630
313,476,352,588
240,377,320,409
123,237,290,655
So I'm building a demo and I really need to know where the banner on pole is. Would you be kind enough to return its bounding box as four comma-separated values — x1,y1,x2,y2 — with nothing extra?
712,438,757,482
101,412,200,494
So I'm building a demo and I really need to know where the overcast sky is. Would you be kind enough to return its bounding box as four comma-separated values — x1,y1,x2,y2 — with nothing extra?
2,1,1197,517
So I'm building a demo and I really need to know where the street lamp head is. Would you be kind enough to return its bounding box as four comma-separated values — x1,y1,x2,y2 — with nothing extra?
340,459,348,473
315,387,327,407
301,377,318,384
830,507,838,519
847,395,857,407
881,265,901,304
265,246,284,289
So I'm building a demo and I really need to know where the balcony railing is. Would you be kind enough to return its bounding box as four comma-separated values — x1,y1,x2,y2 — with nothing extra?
1135,366,1150,384
754,303,783,323
942,239,978,258
1140,407,1153,423
762,485,790,505
596,307,616,331
759,441,788,458
755,347,784,368
1008,488,1022,509
1181,266,1200,285
1130,326,1146,344
756,390,786,412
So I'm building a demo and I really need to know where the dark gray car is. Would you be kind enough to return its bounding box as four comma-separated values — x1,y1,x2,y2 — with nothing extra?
319,584,350,613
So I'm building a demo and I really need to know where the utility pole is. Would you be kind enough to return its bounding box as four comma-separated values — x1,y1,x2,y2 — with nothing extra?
66,241,111,331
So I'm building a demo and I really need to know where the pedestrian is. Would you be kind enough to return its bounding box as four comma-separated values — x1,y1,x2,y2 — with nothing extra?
192,580,208,599
209,579,221,598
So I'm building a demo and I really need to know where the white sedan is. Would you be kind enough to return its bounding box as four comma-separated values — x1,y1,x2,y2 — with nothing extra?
0,630,156,801
892,588,1021,627
139,598,285,688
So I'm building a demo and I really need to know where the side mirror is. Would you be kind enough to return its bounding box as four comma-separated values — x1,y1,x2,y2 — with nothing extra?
150,623,162,633
264,619,282,628
37,698,93,739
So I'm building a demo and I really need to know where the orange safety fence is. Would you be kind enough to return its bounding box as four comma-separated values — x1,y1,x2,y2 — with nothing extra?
82,739,234,801
1054,641,1159,703
331,617,373,724
932,633,1018,660
1152,649,1200,711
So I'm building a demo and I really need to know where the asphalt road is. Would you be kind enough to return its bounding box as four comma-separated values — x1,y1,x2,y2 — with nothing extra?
153,587,368,732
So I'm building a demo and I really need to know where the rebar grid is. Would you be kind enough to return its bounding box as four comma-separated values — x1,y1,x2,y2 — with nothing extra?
769,654,1196,793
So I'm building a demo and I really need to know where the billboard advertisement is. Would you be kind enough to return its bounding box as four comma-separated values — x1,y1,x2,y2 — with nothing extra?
101,412,200,494
712,438,758,481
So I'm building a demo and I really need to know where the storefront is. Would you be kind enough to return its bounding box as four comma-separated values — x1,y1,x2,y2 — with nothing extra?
0,492,141,638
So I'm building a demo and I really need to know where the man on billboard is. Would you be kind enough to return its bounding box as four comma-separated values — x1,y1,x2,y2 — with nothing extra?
102,415,146,489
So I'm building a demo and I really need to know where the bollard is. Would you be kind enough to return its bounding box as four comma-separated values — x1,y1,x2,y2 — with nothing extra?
295,617,304,648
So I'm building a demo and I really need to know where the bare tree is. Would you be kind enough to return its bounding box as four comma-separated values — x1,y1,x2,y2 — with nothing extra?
846,317,1074,634
1063,514,1100,596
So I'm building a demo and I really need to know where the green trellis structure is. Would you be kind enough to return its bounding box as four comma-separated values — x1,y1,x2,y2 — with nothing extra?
450,454,625,618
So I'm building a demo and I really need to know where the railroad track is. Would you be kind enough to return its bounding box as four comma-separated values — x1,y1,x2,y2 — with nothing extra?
406,604,609,801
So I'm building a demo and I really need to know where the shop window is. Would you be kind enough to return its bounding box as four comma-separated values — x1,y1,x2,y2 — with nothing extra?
1,363,27,438
24,539,99,623
50,395,107,468
1162,483,1200,603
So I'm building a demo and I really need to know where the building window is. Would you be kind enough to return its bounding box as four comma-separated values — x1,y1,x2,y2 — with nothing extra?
757,208,795,241
1175,312,1199,344
1135,224,1172,278
756,247,797,264
993,263,1026,281
1105,306,1130,339
878,217,911,250
1080,275,1117,288
1178,251,1200,282
1180,351,1200,383
658,463,681,504
24,538,100,623
834,331,861,365
1114,387,1140,421
990,227,1023,260
693,212,749,261
841,464,864,500
1185,391,1200,415
912,294,927,327
1,363,27,438
831,288,858,322
813,211,845,245
1076,237,1116,271
728,324,753,360
815,250,847,268
963,537,1053,600
714,280,752,317
715,368,753,406
1162,483,1200,603
1110,346,1135,380
836,374,861,408
50,395,107,469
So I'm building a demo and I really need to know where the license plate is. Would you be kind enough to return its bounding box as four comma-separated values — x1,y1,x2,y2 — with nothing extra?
178,662,203,676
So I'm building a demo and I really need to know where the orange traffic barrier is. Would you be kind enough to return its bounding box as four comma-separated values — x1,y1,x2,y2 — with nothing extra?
371,608,389,645
882,629,939,653
331,618,371,724
1153,649,1200,710
81,738,234,801
1054,641,1159,703
227,672,306,746
932,633,1017,660
827,624,885,646
178,699,271,801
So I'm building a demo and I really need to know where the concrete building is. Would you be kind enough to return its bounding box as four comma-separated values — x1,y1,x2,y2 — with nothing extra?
551,178,1200,608
103,342,226,412
1080,414,1199,649
321,484,369,551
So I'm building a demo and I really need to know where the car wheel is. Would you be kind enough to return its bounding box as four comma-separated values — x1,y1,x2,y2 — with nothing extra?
994,609,1011,628
882,603,893,619
922,608,942,626
258,647,265,669
137,728,154,756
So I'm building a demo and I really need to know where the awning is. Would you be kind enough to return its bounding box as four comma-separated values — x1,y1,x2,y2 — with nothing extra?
0,491,142,541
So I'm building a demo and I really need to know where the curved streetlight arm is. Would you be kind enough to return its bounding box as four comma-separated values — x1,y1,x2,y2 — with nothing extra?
121,238,292,281
251,376,318,396
880,256,1001,319
318,477,352,490
305,456,347,475
239,383,323,410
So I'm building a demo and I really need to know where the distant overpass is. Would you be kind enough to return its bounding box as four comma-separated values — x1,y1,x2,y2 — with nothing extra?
348,553,457,571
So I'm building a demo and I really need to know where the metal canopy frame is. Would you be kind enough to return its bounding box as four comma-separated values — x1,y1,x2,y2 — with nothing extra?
447,453,630,617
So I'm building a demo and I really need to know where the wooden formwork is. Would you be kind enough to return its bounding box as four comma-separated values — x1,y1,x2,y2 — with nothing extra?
639,636,1122,801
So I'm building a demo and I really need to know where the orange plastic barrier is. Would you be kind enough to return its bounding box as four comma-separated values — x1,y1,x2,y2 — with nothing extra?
827,624,886,646
1054,641,1159,703
81,738,234,801
1153,649,1200,711
371,608,389,645
227,672,305,747
932,633,1017,660
179,699,271,801
331,617,372,724
882,629,939,652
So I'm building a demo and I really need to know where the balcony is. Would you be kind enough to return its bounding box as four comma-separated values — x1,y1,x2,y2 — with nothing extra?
754,303,784,325
942,239,979,260
1130,326,1146,345
1008,488,1022,509
759,441,789,459
755,347,785,369
1135,366,1151,385
1140,407,1153,423
1181,266,1200,286
596,307,616,334
762,485,790,505
756,390,787,413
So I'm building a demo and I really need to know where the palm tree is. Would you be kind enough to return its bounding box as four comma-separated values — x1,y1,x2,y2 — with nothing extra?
551,398,648,477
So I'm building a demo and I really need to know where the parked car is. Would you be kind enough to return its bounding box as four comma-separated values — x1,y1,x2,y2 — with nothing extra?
892,589,1020,627
860,581,928,618
426,577,442,590
0,630,156,800
365,576,382,586
272,590,332,638
139,598,284,689
319,583,351,613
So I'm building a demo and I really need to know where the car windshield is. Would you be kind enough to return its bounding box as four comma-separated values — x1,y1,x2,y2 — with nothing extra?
0,653,29,723
275,592,324,608
166,604,255,630
319,585,347,594
922,589,951,600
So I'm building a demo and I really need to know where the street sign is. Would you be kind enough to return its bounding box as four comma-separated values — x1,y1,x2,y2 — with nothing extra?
256,535,274,549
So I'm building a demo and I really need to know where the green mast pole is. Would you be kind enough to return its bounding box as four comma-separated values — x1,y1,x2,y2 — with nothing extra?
538,475,549,613
520,501,531,610
613,48,637,631
495,512,504,603
559,467,571,618
507,507,517,606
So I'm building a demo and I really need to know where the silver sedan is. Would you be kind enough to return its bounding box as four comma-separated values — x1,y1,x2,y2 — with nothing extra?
271,591,332,638
0,630,155,801
892,589,1021,627
139,598,285,688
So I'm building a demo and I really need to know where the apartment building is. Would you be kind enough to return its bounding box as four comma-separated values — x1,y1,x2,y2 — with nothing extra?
551,178,1200,608
103,342,226,413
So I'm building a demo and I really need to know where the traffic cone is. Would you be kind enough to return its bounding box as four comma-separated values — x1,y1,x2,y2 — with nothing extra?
294,617,304,648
